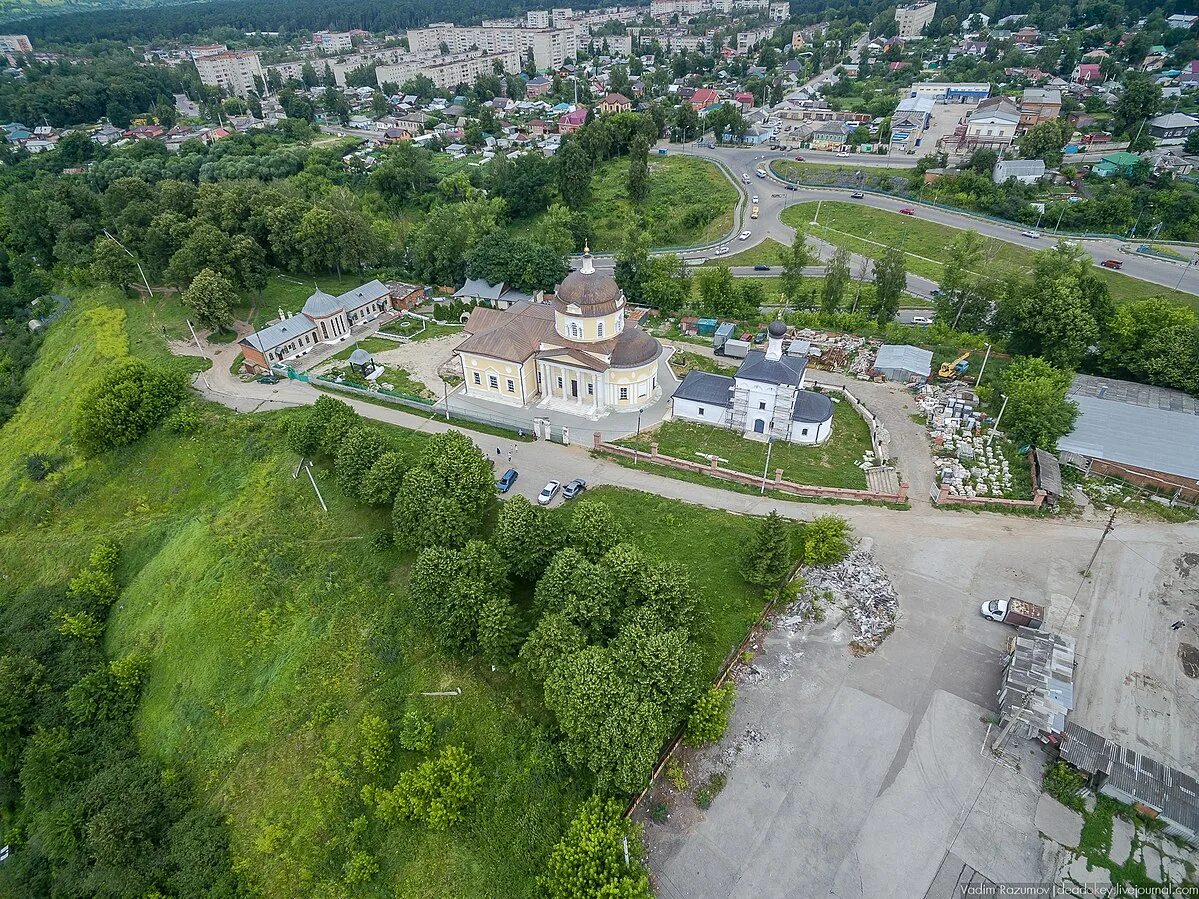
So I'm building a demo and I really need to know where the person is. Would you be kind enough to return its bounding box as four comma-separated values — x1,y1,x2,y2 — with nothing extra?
1171,620,1185,631
507,451,512,463
496,447,501,456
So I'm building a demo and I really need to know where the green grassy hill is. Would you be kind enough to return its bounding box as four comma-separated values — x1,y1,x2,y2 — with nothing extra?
0,287,785,896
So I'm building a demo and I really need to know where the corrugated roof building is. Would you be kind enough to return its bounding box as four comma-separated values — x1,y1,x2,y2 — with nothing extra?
873,344,933,382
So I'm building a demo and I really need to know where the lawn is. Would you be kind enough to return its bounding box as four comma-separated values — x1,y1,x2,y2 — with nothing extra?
668,348,738,377
618,400,872,490
771,160,911,188
327,335,403,360
379,318,463,342
780,202,1199,311
581,154,737,251
0,288,791,897
705,237,789,267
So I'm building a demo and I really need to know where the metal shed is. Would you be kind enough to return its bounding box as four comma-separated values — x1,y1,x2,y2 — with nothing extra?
873,344,933,382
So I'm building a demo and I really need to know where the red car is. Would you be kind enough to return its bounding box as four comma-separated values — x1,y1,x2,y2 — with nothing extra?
1101,259,1123,269
794,155,805,161
899,207,915,215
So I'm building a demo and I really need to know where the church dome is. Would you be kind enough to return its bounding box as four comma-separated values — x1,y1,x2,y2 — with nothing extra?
302,287,341,318
609,327,661,368
768,319,787,338
553,247,624,316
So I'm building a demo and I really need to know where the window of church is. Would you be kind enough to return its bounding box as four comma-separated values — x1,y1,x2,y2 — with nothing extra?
698,406,705,416
489,375,499,389
619,387,628,400
597,321,604,337
587,383,594,395
473,372,481,385
507,379,515,392
759,401,767,410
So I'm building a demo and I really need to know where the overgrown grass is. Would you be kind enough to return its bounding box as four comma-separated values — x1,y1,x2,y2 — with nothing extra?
668,349,738,377
1,287,816,897
705,238,789,267
771,160,911,184
779,202,1199,311
617,400,873,490
579,155,737,251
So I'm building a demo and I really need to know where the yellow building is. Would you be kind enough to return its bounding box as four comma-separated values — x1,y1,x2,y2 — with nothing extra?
455,250,662,415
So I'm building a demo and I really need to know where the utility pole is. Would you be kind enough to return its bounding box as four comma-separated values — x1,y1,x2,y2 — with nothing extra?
102,230,154,297
986,393,1008,445
1082,508,1117,578
975,342,992,388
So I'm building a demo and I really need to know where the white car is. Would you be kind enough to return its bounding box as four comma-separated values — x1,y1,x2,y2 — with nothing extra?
739,230,752,240
751,195,759,203
742,173,751,183
537,480,561,505
715,245,730,255
1021,230,1041,239
911,315,934,325
836,151,850,157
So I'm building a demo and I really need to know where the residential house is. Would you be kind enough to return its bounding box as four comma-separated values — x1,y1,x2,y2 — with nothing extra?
1019,87,1061,129
526,75,553,97
452,278,534,310
1147,112,1199,143
809,124,847,150
1092,151,1142,177
598,92,632,114
993,158,1046,184
960,97,1020,149
689,87,719,111
557,107,588,133
671,321,834,445
1072,63,1101,84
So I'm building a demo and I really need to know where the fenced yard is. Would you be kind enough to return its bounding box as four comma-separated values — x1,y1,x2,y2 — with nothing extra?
617,400,873,490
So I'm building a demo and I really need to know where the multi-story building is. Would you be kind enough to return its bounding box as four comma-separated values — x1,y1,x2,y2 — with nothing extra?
314,31,354,53
1018,87,1061,129
527,10,550,27
552,7,574,21
737,27,775,52
195,50,265,98
376,49,523,91
895,1,937,39
649,0,705,18
959,97,1020,149
0,34,33,54
406,23,577,70
768,2,790,21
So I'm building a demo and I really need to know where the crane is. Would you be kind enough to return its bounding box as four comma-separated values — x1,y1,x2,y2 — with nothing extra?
938,351,971,379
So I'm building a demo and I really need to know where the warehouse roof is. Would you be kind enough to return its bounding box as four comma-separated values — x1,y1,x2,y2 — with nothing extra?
1059,375,1199,481
874,344,933,377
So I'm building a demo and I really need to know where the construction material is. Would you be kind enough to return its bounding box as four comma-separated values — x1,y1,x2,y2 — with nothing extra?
793,540,900,654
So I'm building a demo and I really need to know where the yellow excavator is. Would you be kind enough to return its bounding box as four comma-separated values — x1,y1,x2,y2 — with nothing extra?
939,352,970,379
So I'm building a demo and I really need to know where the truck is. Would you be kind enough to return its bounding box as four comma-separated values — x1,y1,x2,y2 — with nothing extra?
980,598,1045,628
720,338,751,359
713,321,736,351
751,205,759,219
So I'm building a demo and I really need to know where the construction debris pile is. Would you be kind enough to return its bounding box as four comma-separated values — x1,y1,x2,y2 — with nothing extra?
917,382,1017,499
785,327,881,376
795,539,899,654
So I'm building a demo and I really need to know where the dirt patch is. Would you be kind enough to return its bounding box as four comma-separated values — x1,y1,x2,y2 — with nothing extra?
1180,643,1199,679
371,334,465,395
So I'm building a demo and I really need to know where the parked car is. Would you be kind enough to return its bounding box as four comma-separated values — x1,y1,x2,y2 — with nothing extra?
1021,230,1041,239
751,195,759,203
1101,258,1123,269
257,374,280,384
911,315,933,325
794,155,806,161
851,191,864,198
739,230,752,240
496,468,518,493
562,478,587,499
754,264,771,271
980,597,1045,629
537,480,561,505
899,207,915,215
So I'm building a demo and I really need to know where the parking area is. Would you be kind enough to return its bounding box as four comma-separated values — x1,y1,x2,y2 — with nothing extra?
643,514,1199,898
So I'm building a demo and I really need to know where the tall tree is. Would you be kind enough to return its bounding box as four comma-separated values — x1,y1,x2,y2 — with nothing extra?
937,230,986,331
821,246,851,316
614,226,650,304
742,512,792,588
779,228,811,313
180,267,236,333
871,245,906,327
627,136,649,204
556,140,593,210
999,357,1079,450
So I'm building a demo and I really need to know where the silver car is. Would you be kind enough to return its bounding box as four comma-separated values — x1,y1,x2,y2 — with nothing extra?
562,478,587,499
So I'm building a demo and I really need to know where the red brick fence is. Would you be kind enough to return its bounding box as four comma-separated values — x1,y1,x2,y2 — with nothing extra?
595,434,909,504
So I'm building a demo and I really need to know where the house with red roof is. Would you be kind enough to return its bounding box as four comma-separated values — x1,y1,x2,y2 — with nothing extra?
557,107,588,134
734,91,754,110
1073,63,1102,83
689,87,720,111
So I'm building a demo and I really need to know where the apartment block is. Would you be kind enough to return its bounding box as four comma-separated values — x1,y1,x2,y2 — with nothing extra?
737,27,775,52
527,10,550,27
406,24,577,69
0,34,33,55
314,31,354,53
195,50,265,98
768,2,790,21
895,1,937,38
376,49,523,90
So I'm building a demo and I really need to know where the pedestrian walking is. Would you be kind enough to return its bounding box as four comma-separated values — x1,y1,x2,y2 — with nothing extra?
496,447,501,457
507,451,512,463
1171,620,1186,631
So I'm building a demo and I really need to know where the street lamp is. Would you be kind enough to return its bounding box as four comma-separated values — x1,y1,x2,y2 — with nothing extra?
987,393,1008,446
760,432,775,494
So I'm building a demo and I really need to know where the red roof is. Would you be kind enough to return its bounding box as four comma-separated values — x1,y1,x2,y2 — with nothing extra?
691,88,719,107
1076,63,1101,81
601,92,631,106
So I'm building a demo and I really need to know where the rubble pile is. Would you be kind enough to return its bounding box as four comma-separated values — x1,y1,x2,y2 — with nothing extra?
797,541,899,653
915,382,1017,498
786,327,880,375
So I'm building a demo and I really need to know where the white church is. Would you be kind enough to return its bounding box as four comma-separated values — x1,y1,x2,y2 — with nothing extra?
670,319,835,444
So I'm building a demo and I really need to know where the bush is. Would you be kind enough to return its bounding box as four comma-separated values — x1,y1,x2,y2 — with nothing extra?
1043,761,1087,812
666,759,688,791
375,745,480,830
73,359,186,455
358,713,391,776
398,709,434,753
694,772,727,809
164,402,203,435
802,515,852,566
684,683,735,747
539,796,652,899
650,802,668,825
24,453,55,481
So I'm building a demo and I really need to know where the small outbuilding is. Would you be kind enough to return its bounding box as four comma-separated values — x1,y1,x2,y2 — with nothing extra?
348,347,375,376
873,344,933,382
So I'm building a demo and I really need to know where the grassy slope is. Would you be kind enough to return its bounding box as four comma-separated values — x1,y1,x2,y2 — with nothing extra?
0,287,787,897
583,155,737,251
780,202,1199,311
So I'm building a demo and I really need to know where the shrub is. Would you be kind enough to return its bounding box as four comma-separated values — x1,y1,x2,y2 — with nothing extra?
1043,761,1087,812
539,796,652,899
685,683,735,747
650,802,668,825
375,745,480,830
24,453,55,481
342,850,378,885
73,359,186,455
802,515,852,566
694,772,727,809
165,402,203,435
398,709,434,753
359,713,391,776
742,511,792,588
666,759,688,791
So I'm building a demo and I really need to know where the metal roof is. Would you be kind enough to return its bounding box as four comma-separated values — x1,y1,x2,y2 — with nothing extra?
792,390,834,423
241,315,316,353
1000,627,1075,735
455,278,507,301
1032,448,1062,496
874,344,933,377
737,350,808,387
1058,388,1199,483
673,370,734,405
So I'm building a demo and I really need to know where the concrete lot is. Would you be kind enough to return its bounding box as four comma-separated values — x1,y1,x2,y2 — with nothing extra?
644,518,1199,898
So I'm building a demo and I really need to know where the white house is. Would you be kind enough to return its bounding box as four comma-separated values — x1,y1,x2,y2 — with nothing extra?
671,320,834,444
993,158,1046,184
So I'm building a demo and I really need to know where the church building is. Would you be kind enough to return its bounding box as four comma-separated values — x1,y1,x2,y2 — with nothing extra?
671,320,835,444
454,249,663,416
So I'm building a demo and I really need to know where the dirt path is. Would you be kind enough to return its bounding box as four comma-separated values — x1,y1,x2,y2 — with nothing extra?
370,333,466,395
